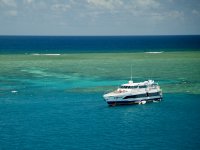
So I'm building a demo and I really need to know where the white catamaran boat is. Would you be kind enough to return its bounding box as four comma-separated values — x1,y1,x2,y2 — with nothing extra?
103,79,162,106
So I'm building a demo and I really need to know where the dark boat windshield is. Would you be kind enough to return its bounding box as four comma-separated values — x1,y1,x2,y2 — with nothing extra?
120,85,147,89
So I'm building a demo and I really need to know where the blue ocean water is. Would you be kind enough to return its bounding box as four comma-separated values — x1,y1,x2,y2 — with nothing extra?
0,35,200,54
0,91,200,150
0,36,200,150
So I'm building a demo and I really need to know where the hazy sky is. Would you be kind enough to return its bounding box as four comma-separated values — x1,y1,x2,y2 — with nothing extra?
0,0,200,35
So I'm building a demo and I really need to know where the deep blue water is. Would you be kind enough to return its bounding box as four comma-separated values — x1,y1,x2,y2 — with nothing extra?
0,35,200,53
0,91,200,150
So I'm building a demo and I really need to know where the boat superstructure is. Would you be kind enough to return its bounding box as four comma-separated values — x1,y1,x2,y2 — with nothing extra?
103,80,162,106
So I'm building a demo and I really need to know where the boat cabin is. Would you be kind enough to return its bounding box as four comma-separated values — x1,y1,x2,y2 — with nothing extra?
119,80,158,89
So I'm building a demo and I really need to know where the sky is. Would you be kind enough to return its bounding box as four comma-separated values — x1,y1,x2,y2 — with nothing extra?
0,0,200,35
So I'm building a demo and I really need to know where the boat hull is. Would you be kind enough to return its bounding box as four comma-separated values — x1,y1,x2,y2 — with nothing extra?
105,97,162,106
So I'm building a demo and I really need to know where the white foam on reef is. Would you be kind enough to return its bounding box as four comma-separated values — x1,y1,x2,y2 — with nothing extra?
32,54,61,56
21,69,50,77
11,90,18,93
145,51,164,54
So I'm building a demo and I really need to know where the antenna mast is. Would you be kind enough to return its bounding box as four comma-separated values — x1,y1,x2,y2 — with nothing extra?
131,65,133,81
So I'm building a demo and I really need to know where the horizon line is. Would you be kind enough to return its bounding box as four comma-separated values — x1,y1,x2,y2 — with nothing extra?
0,34,200,37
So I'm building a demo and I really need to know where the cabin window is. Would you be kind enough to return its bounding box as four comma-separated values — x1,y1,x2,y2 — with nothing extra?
137,94,147,98
139,85,147,88
123,94,147,99
121,86,140,89
123,95,137,99
148,92,160,96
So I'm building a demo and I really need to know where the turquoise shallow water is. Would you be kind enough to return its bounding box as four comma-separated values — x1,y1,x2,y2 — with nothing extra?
0,52,200,149
0,52,200,94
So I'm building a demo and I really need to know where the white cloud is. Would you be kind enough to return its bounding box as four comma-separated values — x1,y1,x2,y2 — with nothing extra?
133,0,160,9
192,9,200,15
150,12,165,21
26,1,47,11
24,0,34,4
0,0,17,7
148,10,185,24
167,10,184,19
0,0,198,35
86,0,159,12
6,9,18,16
87,0,123,10
51,3,71,12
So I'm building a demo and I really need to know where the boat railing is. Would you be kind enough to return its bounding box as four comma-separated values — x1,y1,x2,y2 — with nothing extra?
104,89,115,95
104,88,128,94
